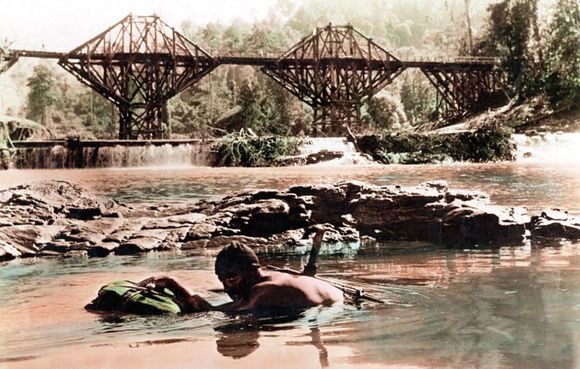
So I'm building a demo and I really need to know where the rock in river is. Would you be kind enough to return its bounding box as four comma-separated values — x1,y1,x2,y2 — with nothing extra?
0,180,578,262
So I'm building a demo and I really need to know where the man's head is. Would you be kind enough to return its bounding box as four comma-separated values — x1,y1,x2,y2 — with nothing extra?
215,242,261,301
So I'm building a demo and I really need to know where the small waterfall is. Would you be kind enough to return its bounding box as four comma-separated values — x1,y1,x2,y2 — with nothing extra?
299,137,374,165
513,132,580,163
300,137,358,155
11,141,213,169
81,144,211,168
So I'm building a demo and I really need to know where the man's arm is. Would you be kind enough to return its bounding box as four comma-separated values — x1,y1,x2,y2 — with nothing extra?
138,276,269,313
138,276,214,312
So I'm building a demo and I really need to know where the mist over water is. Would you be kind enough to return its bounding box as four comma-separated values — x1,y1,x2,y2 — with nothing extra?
513,133,580,163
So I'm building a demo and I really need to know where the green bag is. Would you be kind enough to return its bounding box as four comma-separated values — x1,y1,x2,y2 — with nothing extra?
85,280,183,315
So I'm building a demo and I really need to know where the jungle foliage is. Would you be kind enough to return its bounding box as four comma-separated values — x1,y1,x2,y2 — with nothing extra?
357,129,515,164
26,64,57,125
211,133,303,167
475,0,579,110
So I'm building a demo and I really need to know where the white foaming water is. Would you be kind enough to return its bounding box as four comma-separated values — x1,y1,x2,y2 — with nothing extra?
86,143,211,168
299,137,358,155
13,143,212,169
299,137,375,165
512,132,580,163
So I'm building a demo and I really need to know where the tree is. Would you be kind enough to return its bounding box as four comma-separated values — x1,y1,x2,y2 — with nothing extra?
26,64,57,125
542,0,580,109
400,72,437,125
363,95,408,133
72,90,115,137
475,0,540,99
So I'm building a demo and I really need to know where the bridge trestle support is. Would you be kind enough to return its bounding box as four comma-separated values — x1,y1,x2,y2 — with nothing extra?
421,67,508,122
59,14,218,139
263,24,405,136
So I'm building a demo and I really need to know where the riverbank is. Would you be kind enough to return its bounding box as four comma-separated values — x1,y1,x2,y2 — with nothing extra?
1,180,578,262
355,129,515,164
2,130,517,169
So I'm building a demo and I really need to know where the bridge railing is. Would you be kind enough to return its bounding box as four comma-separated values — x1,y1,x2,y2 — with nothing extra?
210,49,287,59
398,54,501,65
8,47,502,65
211,48,501,64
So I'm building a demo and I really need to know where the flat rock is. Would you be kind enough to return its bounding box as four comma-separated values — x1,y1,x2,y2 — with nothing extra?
185,223,217,241
143,213,206,229
104,218,149,242
0,225,64,256
165,227,191,244
58,218,124,245
41,241,91,253
0,181,122,221
132,229,169,241
88,242,120,257
116,237,163,255
142,218,187,230
103,230,137,243
442,205,529,245
168,213,207,224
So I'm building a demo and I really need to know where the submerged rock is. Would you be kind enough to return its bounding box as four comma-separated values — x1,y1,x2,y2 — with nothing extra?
529,209,580,239
0,180,578,262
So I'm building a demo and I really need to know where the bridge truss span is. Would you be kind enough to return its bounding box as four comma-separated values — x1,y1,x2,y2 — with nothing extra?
421,66,508,120
1,14,508,138
58,14,218,139
262,24,405,135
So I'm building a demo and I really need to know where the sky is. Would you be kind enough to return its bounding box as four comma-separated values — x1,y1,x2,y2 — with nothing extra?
0,0,275,51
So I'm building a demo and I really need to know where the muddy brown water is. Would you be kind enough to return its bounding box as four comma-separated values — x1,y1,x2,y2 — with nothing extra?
0,161,579,368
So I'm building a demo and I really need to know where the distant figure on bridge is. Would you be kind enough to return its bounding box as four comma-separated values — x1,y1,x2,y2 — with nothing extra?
138,241,344,312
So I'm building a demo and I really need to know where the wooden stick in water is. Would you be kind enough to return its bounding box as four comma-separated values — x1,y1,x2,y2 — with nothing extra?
302,227,326,276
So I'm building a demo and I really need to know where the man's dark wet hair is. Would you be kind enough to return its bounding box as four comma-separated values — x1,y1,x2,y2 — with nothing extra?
215,242,261,277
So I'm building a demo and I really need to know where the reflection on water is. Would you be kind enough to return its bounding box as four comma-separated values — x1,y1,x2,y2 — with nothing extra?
1,241,579,369
1,161,579,215
1,161,579,368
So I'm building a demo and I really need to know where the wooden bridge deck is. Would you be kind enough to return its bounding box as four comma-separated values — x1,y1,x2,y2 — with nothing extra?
11,49,500,70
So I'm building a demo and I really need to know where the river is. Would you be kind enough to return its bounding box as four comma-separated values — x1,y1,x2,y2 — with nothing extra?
1,159,579,368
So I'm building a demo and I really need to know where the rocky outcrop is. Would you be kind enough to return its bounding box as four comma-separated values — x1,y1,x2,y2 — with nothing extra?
0,180,577,262
529,209,580,239
279,150,345,165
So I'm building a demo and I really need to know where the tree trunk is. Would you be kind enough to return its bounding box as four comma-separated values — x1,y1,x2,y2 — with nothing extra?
464,0,473,54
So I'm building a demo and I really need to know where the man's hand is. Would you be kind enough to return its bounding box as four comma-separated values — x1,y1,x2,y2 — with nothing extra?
137,275,213,312
138,275,177,291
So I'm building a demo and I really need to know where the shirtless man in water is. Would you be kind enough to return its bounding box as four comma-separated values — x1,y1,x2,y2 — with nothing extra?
139,241,344,313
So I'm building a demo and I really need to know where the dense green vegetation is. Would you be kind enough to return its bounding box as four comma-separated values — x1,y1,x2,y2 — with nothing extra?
1,0,576,140
357,130,515,164
475,0,579,110
25,64,56,125
211,133,302,167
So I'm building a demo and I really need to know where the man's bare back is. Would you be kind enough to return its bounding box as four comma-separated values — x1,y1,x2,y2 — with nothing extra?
230,270,344,310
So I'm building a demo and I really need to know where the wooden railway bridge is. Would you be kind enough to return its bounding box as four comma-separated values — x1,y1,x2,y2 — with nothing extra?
0,14,507,139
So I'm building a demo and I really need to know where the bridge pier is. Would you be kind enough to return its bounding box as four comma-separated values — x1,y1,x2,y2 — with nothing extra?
0,49,18,74
313,104,360,136
421,67,508,121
